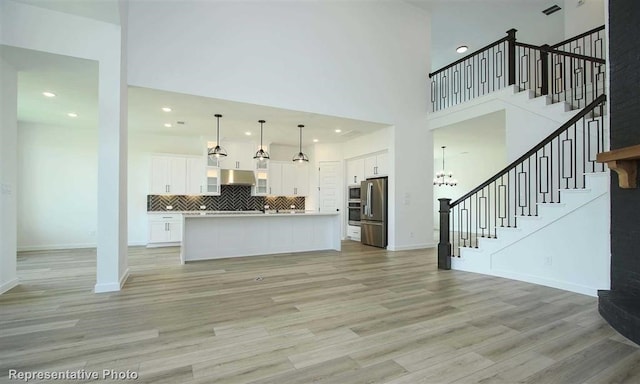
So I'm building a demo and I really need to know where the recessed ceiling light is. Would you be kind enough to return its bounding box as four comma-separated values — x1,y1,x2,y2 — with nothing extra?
245,131,252,136
164,123,172,128
162,107,172,112
67,112,78,118
42,91,56,97
313,139,319,143
335,129,342,133
456,46,468,54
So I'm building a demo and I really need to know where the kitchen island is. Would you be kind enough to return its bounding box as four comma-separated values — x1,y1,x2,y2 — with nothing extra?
180,212,341,263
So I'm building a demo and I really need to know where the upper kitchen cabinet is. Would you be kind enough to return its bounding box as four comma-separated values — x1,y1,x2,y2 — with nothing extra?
217,140,256,171
150,155,187,195
150,155,207,195
364,151,389,178
346,158,365,186
269,162,309,196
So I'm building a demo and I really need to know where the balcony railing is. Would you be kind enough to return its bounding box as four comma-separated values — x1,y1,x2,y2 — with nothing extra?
429,27,606,112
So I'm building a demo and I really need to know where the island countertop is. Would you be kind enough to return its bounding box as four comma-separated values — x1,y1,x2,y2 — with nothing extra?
180,211,341,263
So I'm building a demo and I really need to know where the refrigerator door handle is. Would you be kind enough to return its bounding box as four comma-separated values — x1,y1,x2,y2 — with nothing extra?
367,183,373,217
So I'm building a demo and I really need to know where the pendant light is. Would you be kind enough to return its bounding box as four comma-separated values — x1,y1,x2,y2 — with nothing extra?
434,146,457,186
253,120,270,160
292,124,309,163
208,114,227,158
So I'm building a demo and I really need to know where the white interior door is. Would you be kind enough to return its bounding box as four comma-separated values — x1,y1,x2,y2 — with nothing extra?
318,161,341,213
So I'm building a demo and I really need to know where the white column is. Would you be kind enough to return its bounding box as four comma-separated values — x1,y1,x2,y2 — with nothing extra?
94,12,129,293
0,56,19,294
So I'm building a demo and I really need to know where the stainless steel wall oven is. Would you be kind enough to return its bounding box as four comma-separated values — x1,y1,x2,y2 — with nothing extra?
347,200,361,226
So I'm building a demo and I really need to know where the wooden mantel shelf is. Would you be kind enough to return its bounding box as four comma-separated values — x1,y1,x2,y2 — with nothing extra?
597,144,640,189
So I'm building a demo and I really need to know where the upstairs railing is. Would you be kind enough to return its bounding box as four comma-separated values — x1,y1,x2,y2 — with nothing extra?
551,25,606,60
429,27,606,112
437,95,607,270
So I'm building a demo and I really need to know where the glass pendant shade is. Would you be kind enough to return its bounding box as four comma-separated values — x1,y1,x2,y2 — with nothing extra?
253,120,270,160
208,114,227,158
292,124,309,163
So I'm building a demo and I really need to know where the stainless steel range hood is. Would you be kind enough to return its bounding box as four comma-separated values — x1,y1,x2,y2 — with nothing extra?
220,169,256,186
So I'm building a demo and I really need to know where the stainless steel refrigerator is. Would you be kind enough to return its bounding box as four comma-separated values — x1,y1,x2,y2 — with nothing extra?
360,177,388,248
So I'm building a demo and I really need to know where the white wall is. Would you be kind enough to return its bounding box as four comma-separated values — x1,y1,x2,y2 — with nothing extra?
564,0,605,38
127,1,432,251
491,192,610,296
0,57,19,293
17,123,98,250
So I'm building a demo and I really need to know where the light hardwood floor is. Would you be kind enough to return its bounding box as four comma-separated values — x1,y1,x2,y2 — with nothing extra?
1,242,639,383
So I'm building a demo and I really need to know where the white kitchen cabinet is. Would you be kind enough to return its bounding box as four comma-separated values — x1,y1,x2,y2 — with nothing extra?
268,162,309,196
268,162,284,196
364,152,389,178
218,140,256,171
186,157,206,195
148,214,183,245
150,155,207,195
254,170,268,195
150,155,187,195
346,158,365,186
293,164,309,196
347,225,361,241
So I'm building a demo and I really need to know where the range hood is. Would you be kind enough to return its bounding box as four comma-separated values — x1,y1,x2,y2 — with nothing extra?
220,169,256,186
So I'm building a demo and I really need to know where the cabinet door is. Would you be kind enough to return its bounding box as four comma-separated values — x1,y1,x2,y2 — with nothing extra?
347,158,365,185
205,167,220,195
254,171,268,196
281,163,296,196
150,156,187,195
364,156,377,179
149,221,169,243
219,141,255,170
269,162,283,196
150,156,171,194
294,164,309,196
186,157,205,195
167,221,183,242
168,157,187,194
375,152,389,176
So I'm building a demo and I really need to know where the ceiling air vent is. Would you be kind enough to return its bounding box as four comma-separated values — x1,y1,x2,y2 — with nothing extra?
542,4,562,15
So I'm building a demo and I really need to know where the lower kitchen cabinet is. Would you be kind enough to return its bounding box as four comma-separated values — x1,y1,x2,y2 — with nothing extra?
347,225,361,241
148,214,182,245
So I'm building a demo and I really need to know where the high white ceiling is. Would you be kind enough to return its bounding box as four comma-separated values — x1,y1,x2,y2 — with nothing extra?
7,0,567,147
408,0,566,70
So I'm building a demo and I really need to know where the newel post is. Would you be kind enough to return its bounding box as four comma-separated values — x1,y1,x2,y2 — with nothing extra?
438,198,452,270
506,28,518,86
540,44,550,96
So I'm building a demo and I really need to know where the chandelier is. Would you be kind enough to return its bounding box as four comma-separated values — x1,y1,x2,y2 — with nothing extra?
434,146,457,186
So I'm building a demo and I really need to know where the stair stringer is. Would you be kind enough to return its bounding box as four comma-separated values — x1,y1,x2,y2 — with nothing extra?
451,172,610,297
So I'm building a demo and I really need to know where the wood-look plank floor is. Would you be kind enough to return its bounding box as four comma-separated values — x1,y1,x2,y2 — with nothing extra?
1,242,638,383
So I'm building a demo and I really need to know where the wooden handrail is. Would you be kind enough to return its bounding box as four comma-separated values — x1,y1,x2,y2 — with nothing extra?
597,144,640,189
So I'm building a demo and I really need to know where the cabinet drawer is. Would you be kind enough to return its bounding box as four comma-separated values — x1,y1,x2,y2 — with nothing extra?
347,225,361,238
148,214,182,223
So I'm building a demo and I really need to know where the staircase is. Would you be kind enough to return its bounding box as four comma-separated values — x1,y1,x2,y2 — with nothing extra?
432,27,609,296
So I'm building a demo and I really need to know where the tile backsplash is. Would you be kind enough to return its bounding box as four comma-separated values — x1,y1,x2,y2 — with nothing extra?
147,185,305,212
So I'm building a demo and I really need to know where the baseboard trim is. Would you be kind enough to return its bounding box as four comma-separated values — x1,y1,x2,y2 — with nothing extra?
490,269,601,297
18,243,96,252
387,242,437,251
94,268,130,294
19,242,148,252
0,278,19,295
